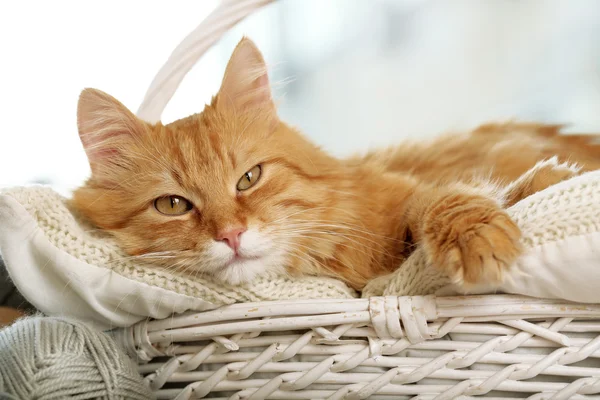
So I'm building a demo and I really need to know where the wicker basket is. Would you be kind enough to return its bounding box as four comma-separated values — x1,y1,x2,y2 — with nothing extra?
114,295,600,399
114,1,600,399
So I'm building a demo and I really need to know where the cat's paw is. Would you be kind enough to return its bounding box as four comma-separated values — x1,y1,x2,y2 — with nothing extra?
503,156,582,207
423,195,522,285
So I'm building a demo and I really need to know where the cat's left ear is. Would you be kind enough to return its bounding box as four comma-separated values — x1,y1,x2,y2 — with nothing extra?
77,88,149,176
216,37,275,115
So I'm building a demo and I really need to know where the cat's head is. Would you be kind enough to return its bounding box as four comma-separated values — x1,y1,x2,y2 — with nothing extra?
72,38,342,285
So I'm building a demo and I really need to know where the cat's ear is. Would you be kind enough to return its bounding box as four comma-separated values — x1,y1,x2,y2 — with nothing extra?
216,37,275,115
77,88,148,175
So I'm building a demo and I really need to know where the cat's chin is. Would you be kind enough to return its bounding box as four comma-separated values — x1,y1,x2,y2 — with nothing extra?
215,256,277,286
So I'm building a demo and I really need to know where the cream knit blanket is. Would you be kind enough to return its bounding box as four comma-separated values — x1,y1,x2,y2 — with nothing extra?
365,170,600,299
0,187,356,302
1,170,600,328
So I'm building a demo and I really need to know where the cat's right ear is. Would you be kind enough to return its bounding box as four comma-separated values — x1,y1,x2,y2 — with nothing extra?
77,88,148,175
215,37,275,116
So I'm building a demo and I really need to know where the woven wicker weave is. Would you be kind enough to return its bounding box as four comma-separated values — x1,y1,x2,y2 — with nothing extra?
114,1,600,399
114,295,600,399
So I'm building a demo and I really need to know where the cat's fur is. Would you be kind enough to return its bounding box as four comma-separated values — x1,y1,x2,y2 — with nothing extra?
72,38,600,289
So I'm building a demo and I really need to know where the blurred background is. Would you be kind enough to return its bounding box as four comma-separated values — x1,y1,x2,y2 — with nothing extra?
2,0,600,194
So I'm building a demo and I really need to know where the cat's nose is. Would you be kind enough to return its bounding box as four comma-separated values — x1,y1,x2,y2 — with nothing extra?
217,227,246,252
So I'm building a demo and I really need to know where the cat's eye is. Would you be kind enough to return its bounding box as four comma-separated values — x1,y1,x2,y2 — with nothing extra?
237,165,262,191
154,195,193,216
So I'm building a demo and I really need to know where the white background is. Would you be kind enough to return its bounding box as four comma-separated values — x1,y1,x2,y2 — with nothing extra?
2,1,600,194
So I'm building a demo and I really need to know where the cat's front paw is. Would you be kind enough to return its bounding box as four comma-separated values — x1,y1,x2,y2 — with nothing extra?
423,195,522,285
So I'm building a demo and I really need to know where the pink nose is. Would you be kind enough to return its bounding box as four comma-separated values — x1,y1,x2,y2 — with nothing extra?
217,227,246,252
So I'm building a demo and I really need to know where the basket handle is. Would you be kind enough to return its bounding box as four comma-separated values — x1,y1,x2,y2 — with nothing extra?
136,0,275,123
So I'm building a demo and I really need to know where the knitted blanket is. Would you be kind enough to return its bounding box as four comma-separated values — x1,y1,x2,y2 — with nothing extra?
1,171,600,329
364,170,600,299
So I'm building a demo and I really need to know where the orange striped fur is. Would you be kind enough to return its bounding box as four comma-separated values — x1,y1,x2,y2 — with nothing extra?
72,38,600,289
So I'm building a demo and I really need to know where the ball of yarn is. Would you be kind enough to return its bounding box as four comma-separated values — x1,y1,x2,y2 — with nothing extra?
0,316,153,400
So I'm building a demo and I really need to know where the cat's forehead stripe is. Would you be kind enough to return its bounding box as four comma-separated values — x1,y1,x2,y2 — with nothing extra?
228,150,237,169
170,169,185,187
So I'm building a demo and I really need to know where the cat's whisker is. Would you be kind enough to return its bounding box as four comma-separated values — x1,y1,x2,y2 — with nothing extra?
109,251,184,261
294,228,418,258
98,250,205,270
318,187,386,202
269,207,333,224
279,241,359,272
276,238,332,261
281,242,369,285
277,228,391,257
286,251,323,275
274,224,406,255
277,232,383,269
280,221,406,243
278,214,400,239
159,258,194,275
278,243,330,274
306,205,371,227
135,251,183,258
276,232,392,266
175,259,197,276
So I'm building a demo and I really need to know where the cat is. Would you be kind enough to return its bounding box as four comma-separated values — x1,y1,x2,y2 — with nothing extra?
72,37,600,290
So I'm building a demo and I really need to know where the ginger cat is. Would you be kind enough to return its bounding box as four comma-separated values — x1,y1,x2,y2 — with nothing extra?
72,38,600,290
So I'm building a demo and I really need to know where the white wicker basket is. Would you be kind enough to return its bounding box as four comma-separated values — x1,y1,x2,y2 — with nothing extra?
114,295,600,399
113,1,600,399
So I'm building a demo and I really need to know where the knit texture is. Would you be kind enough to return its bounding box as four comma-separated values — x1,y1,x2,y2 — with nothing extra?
2,170,600,311
3,187,356,306
363,170,600,297
0,316,152,400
